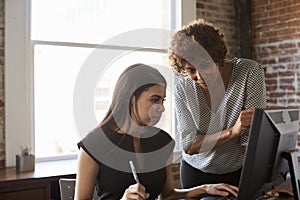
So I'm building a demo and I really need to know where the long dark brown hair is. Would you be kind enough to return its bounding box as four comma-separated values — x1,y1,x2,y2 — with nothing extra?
99,63,167,132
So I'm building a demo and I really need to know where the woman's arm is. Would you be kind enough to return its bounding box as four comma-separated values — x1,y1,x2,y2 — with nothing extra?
74,149,99,200
175,80,255,155
75,148,149,200
160,165,238,200
243,64,266,110
174,82,199,151
187,64,267,154
186,107,255,154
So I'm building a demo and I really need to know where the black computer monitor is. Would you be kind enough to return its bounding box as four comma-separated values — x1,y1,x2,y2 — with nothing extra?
237,108,300,199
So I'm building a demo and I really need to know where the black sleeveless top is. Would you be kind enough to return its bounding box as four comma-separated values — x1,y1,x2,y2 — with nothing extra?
78,126,175,200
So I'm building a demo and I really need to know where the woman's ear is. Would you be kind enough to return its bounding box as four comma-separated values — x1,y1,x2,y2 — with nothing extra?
131,95,136,106
130,95,139,124
130,95,137,116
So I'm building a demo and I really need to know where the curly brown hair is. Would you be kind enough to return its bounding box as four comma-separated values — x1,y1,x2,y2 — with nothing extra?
168,19,227,75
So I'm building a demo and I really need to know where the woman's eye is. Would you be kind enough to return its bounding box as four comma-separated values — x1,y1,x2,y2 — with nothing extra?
151,98,165,104
151,99,159,103
187,68,196,74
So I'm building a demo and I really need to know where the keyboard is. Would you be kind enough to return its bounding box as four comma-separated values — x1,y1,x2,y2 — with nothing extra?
200,194,277,200
256,195,277,200
200,195,236,200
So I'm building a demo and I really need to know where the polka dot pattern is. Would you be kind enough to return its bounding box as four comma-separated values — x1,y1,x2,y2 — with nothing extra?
174,57,266,174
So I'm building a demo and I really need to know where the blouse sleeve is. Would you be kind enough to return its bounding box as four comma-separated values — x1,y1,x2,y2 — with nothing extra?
174,81,198,151
240,63,266,145
244,63,266,109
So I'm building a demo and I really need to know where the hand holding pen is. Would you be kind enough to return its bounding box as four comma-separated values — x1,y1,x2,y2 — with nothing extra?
120,160,150,200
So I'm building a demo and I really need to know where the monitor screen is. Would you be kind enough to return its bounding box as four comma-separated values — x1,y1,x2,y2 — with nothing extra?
237,108,300,199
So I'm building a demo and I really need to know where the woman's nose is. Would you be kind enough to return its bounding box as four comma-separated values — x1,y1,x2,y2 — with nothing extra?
158,103,165,112
189,72,200,81
155,102,165,113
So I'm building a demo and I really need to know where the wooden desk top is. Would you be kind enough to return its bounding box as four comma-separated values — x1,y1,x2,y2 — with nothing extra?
0,159,76,183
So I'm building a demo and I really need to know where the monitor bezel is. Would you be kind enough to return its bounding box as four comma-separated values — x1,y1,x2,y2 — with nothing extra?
237,108,300,199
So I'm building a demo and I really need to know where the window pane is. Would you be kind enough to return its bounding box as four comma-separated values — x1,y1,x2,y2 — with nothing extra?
31,0,169,44
34,45,93,157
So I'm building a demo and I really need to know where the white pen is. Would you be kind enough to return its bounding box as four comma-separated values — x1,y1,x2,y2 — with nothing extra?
129,160,140,183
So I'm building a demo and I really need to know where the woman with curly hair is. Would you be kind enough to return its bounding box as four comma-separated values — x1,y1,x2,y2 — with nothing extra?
168,19,266,188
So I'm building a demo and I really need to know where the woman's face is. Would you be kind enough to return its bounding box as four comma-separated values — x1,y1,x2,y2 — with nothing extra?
132,84,166,126
183,59,219,89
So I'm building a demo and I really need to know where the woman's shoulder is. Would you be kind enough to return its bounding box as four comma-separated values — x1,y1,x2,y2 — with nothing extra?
78,126,114,149
146,127,174,144
146,126,172,138
230,57,264,70
175,76,196,91
142,127,175,154
158,129,174,143
83,126,112,138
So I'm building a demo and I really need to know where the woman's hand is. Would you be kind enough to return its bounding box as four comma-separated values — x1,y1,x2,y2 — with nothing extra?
232,107,255,136
203,183,239,197
266,186,294,197
121,183,150,200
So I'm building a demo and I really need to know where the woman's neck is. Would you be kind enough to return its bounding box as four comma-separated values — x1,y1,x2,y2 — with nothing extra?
111,123,146,136
218,61,233,89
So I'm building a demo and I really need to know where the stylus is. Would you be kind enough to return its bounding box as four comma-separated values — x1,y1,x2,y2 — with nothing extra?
129,160,140,183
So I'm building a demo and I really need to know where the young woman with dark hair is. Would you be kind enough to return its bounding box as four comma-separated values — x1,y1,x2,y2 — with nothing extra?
75,63,238,200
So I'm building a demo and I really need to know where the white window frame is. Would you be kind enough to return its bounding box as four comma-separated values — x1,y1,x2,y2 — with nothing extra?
5,0,195,166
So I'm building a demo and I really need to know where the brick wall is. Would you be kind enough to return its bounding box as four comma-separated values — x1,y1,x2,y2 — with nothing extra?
252,0,300,108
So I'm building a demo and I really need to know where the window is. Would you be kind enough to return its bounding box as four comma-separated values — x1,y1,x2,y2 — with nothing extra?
5,0,195,166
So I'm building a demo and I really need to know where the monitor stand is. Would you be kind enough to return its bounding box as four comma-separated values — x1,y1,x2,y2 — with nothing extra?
282,150,300,199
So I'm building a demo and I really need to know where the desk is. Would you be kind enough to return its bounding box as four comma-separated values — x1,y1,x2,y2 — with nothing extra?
0,160,76,200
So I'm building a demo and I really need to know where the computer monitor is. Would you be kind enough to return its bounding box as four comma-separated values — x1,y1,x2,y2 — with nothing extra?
237,108,300,199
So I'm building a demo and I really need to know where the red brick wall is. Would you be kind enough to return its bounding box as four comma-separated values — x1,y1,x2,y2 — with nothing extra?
252,0,300,109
